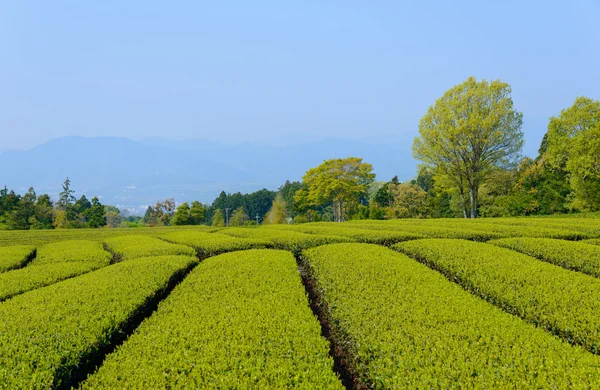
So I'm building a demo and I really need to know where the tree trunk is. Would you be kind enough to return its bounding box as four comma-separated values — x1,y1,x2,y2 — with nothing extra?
459,187,468,218
469,185,478,218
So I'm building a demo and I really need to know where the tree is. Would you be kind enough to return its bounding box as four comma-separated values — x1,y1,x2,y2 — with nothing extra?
264,194,288,224
545,97,600,211
74,195,92,215
387,183,429,218
85,197,107,228
143,206,156,225
58,177,77,221
104,206,123,228
5,187,36,230
211,209,225,227
31,194,55,229
172,202,192,225
296,157,375,222
189,201,207,225
229,207,249,227
413,77,524,218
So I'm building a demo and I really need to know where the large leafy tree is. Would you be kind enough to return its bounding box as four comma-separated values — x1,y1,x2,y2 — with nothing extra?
264,194,288,224
413,77,524,218
85,197,107,228
296,157,375,222
171,202,192,226
545,97,600,211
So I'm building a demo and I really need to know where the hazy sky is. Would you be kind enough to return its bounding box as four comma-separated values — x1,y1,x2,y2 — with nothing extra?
1,1,599,157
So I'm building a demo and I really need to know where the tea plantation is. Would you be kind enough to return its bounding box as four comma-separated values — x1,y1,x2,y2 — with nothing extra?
1,216,600,389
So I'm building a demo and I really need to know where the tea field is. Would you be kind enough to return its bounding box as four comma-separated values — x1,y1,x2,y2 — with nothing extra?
1,216,600,389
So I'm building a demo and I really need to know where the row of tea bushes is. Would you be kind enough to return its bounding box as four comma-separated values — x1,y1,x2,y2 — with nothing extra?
161,231,272,258
82,250,342,389
395,239,600,354
268,224,424,246
301,243,600,388
0,240,112,301
103,235,195,260
0,245,35,273
489,238,600,277
0,255,197,388
33,240,111,265
219,228,352,254
344,220,503,241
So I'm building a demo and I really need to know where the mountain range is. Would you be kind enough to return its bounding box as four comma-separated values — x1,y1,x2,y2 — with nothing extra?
0,136,417,214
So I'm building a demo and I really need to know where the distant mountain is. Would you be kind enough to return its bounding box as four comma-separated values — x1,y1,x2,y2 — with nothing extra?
0,136,416,213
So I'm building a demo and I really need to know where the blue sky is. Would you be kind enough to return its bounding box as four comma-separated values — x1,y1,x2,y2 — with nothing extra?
1,1,598,157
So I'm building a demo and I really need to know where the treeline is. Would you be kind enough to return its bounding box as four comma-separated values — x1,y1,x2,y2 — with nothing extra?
0,178,109,230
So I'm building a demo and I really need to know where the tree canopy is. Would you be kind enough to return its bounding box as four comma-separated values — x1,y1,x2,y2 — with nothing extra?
295,157,375,222
413,77,524,218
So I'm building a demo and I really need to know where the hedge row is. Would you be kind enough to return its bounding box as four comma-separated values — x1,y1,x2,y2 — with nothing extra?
0,245,35,273
82,250,342,389
346,221,502,241
0,240,112,301
301,243,600,388
489,237,600,277
33,240,112,265
274,224,424,246
395,239,600,354
161,231,272,258
0,255,197,388
219,228,352,254
0,262,105,302
103,235,195,260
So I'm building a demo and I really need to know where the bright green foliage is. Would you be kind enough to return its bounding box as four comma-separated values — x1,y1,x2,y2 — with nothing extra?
33,240,111,265
229,207,249,227
489,238,600,277
0,255,196,388
413,77,524,218
282,224,424,245
295,157,375,222
0,240,112,301
0,262,105,301
103,235,195,260
211,209,225,227
82,250,342,389
545,97,600,210
0,245,35,272
264,193,289,224
162,231,272,258
220,227,352,254
344,220,503,241
395,239,600,354
583,239,600,246
422,220,587,240
171,202,192,225
302,243,600,388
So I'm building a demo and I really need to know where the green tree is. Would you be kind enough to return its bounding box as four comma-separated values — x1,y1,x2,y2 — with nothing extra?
189,201,207,225
413,77,524,218
264,194,288,224
545,96,600,211
5,187,36,230
104,205,123,228
172,202,192,225
30,194,55,229
58,177,77,221
296,157,375,222
211,209,225,227
85,197,107,228
387,183,429,218
74,195,92,215
229,207,249,227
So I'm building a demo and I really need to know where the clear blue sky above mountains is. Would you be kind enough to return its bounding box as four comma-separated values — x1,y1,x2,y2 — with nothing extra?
2,1,599,157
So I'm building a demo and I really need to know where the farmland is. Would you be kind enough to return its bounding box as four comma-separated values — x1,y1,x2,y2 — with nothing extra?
1,216,600,388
